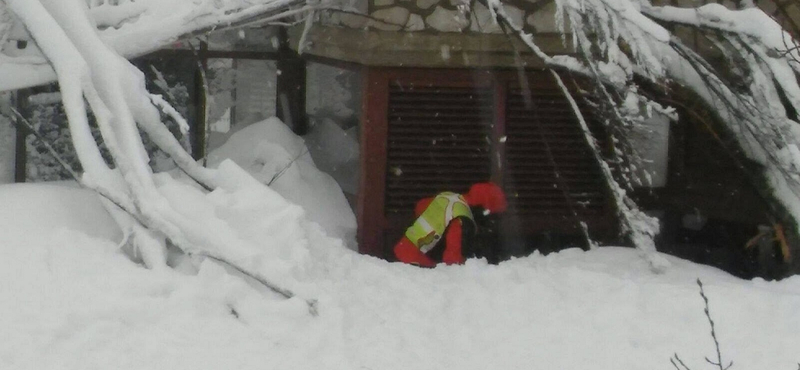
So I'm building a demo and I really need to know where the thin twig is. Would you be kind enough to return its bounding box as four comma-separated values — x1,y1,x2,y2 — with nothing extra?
9,107,82,181
671,353,693,370
697,279,733,370
267,148,308,186
202,254,318,316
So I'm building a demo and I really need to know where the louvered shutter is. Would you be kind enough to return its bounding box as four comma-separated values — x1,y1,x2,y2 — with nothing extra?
503,80,610,231
385,84,494,215
365,70,616,257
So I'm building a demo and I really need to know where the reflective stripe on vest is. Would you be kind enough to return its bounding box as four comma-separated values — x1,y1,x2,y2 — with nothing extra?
404,192,474,253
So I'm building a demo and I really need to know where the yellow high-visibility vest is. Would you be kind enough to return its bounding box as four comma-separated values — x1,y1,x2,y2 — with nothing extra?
404,192,474,253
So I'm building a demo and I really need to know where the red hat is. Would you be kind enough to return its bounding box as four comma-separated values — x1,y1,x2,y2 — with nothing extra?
465,182,507,214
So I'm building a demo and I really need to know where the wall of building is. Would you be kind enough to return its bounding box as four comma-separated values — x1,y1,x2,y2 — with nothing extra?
327,0,560,34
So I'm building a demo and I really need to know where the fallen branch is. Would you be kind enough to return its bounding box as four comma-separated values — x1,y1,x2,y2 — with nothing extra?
9,107,83,181
551,71,668,271
7,106,318,316
479,0,668,271
268,148,308,186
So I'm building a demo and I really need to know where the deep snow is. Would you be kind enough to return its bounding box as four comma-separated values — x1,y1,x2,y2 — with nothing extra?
1,180,799,370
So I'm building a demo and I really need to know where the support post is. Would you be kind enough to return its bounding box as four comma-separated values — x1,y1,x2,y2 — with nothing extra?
13,90,28,183
276,27,307,135
357,67,389,258
192,41,208,161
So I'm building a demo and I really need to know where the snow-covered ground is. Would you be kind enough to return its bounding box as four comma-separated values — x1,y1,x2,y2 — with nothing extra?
1,179,799,369
1,118,798,370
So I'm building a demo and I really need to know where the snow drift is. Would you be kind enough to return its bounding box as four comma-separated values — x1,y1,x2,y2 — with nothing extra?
206,117,357,248
0,182,798,370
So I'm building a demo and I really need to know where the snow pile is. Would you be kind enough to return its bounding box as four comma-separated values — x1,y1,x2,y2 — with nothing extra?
304,117,360,196
207,117,357,248
0,187,329,369
0,183,121,242
0,181,798,370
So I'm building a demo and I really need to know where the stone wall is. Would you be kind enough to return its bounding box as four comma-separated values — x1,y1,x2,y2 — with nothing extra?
327,0,799,36
328,0,562,34
304,0,799,67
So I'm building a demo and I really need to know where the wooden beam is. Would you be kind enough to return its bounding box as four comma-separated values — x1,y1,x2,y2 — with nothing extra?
191,41,208,161
13,90,28,183
275,27,308,135
288,25,573,68
358,67,390,258
146,48,279,61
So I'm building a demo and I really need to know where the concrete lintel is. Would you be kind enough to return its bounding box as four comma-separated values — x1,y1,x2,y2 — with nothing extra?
289,25,575,68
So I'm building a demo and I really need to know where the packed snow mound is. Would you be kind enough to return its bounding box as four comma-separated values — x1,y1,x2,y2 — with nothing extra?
207,117,357,249
0,183,122,243
303,118,360,196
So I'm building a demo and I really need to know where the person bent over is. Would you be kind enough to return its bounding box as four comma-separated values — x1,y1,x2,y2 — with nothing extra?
393,182,507,267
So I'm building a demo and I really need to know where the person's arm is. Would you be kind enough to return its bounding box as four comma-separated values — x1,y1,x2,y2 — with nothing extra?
394,236,437,267
442,218,466,265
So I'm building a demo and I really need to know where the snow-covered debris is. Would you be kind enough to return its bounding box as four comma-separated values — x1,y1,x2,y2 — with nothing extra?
303,117,360,197
207,117,357,249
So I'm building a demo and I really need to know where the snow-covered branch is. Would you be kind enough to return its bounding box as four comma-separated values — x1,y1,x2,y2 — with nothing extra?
1,0,324,309
0,0,316,91
643,3,800,66
478,0,676,270
483,0,800,271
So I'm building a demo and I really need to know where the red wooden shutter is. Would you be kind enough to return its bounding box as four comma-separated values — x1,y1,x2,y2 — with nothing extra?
503,78,610,232
371,70,615,257
385,84,494,215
